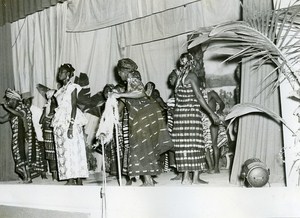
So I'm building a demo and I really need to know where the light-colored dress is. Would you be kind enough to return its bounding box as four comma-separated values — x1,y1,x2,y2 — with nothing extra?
52,82,89,180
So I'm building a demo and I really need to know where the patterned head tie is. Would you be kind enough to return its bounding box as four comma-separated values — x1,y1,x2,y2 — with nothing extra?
117,58,138,71
4,88,21,100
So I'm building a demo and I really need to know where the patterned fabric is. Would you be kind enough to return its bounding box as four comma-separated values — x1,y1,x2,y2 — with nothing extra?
52,82,89,180
10,103,47,179
172,83,206,172
124,78,173,177
201,88,213,152
217,125,228,148
10,104,27,178
121,108,130,175
42,116,56,161
25,107,48,176
166,97,175,133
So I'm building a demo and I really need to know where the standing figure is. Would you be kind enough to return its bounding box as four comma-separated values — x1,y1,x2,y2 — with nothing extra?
207,90,225,173
22,92,48,179
172,53,220,184
0,89,46,183
39,89,59,180
110,58,173,186
51,64,89,185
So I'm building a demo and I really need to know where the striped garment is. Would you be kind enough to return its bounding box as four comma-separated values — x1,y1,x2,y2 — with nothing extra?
172,83,206,172
125,97,173,177
10,104,47,179
201,88,213,153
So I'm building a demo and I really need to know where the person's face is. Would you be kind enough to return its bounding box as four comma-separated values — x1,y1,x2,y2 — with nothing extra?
118,68,130,81
180,56,188,66
6,98,18,109
58,68,69,81
23,98,32,107
168,72,178,87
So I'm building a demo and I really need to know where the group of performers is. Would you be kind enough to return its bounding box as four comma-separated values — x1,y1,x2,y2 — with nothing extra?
0,52,229,186
100,53,228,186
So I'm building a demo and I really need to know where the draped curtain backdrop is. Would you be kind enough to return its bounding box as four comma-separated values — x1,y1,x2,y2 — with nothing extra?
9,0,240,145
230,0,285,185
0,24,17,181
0,0,67,26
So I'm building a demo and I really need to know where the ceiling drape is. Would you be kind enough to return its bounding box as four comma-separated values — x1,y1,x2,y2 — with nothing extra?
67,0,201,32
0,0,67,26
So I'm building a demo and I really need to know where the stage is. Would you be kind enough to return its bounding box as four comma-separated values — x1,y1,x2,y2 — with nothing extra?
0,169,298,218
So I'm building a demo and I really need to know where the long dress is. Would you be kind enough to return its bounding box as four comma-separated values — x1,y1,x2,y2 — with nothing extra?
172,83,206,172
52,82,89,180
10,103,46,179
41,99,58,173
124,78,173,177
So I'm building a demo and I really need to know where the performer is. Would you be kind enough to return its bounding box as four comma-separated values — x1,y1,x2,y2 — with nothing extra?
109,58,173,186
39,89,59,180
51,63,89,185
172,53,220,184
0,88,47,183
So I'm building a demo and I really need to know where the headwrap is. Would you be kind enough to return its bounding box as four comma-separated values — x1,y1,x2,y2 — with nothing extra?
117,58,138,71
21,92,33,100
4,88,21,100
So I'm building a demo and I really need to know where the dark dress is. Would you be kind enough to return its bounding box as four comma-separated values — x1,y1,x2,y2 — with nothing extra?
10,104,47,179
124,78,173,177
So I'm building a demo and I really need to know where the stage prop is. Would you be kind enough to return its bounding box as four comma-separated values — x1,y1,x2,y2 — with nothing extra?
241,158,270,187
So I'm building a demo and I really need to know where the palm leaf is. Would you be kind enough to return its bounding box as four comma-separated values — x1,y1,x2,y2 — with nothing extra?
188,6,300,92
225,103,295,134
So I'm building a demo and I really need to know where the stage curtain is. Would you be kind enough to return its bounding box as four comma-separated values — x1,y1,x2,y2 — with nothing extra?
0,0,67,26
67,0,201,32
67,0,240,46
10,0,240,145
230,0,285,185
0,24,18,181
10,2,68,108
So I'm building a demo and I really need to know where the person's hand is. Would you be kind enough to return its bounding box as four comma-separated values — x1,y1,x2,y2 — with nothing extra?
211,113,221,125
67,125,73,139
108,92,120,99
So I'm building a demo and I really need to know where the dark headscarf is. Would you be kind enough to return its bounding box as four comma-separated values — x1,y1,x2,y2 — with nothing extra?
117,58,138,71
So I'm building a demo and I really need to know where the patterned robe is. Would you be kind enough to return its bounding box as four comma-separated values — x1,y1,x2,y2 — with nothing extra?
124,78,173,177
10,103,47,179
52,82,89,180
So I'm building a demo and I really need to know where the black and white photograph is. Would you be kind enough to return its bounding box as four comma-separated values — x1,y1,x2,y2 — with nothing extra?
0,0,300,217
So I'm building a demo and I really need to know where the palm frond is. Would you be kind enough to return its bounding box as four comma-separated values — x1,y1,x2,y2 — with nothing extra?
188,6,300,92
225,103,295,134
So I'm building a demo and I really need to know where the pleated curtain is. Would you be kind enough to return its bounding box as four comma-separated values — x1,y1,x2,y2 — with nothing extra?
0,24,18,181
0,0,67,26
230,0,285,185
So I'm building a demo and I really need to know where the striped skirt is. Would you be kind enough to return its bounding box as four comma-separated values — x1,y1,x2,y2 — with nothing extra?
172,106,206,172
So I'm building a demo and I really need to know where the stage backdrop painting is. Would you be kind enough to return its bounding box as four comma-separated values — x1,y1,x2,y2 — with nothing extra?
204,48,239,113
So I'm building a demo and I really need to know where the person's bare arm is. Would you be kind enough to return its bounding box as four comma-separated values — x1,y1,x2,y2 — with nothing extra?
209,90,225,114
186,73,220,125
68,89,77,139
2,103,28,131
